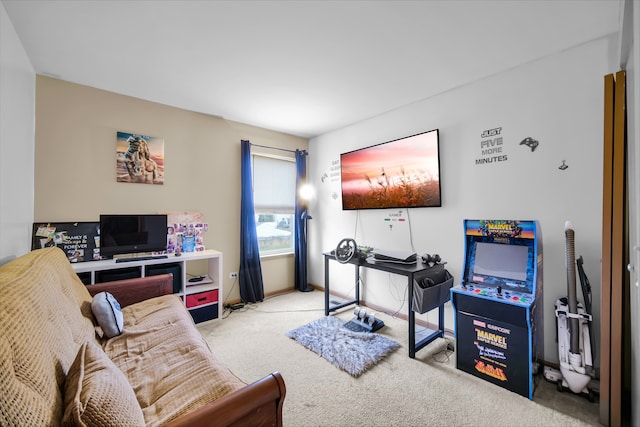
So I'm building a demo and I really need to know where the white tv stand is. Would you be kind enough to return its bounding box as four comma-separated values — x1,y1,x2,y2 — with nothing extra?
71,250,223,323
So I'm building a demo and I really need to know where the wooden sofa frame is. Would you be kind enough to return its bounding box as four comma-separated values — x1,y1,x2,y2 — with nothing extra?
86,274,286,427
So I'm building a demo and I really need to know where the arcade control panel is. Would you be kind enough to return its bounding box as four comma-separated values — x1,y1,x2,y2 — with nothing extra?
453,283,534,307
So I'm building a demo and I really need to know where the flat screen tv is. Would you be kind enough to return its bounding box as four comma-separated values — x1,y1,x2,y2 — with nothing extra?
340,129,441,210
99,214,167,259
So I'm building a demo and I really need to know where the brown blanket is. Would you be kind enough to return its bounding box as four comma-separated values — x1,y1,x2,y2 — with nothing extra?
102,295,246,426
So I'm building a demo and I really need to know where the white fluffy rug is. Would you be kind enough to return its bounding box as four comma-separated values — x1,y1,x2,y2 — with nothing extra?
286,316,400,377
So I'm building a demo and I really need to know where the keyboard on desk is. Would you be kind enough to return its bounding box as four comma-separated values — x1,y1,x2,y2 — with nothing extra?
115,255,168,263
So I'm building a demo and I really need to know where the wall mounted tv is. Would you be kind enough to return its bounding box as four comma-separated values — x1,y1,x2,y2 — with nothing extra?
99,214,168,259
340,129,441,210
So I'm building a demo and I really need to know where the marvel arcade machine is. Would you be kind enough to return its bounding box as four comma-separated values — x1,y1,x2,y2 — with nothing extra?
450,219,543,399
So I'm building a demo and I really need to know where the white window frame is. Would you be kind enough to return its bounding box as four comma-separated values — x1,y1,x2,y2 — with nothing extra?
252,152,296,257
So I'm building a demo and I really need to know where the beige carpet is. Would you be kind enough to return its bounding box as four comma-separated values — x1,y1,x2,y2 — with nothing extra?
197,290,600,427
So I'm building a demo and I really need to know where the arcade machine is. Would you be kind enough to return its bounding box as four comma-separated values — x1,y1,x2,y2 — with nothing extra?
450,219,543,399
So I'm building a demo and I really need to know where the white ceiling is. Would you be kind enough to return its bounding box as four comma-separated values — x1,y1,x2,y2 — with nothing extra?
3,0,621,138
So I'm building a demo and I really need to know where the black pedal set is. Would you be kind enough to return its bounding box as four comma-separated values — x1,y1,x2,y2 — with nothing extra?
343,306,385,333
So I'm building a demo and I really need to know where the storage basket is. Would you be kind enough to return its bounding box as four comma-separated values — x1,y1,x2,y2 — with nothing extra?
412,265,454,314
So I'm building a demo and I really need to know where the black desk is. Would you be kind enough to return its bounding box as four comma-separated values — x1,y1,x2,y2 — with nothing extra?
323,252,446,358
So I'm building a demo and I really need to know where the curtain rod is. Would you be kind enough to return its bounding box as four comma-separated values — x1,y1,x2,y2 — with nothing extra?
250,142,307,155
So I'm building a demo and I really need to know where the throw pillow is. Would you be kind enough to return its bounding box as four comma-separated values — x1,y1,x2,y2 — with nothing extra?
62,341,145,427
91,291,123,338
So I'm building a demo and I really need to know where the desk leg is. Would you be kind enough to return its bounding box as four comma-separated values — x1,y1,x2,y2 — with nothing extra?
355,264,360,306
324,256,360,315
408,276,416,358
324,256,330,316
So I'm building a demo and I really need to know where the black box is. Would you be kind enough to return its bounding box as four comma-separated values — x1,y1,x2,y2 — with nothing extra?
76,272,92,285
95,266,141,283
188,304,218,323
145,263,182,294
412,265,453,314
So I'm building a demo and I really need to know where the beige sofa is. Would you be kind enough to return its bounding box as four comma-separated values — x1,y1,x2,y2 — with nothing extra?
0,247,285,426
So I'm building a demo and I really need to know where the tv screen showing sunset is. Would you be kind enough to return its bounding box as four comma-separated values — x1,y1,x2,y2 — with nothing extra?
340,130,441,210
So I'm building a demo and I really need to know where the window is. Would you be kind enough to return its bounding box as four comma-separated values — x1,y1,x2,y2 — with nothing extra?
252,153,296,255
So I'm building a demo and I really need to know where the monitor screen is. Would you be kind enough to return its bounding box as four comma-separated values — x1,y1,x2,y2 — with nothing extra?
340,129,441,210
99,214,167,258
472,242,529,282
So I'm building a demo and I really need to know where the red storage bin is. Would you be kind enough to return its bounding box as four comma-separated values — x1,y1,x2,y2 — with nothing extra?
185,289,218,308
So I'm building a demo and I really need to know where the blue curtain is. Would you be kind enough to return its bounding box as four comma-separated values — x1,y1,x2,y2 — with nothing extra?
239,140,264,303
294,149,313,292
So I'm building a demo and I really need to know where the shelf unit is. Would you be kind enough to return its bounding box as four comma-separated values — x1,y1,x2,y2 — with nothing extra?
71,249,223,323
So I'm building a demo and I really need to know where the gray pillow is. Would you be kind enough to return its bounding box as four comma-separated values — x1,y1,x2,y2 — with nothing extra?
91,292,124,338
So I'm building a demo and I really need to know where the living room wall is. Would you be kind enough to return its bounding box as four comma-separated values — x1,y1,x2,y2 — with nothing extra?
307,35,617,365
34,76,307,303
0,3,35,263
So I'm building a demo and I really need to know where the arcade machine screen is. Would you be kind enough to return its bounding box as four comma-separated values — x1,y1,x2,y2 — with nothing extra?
472,242,529,288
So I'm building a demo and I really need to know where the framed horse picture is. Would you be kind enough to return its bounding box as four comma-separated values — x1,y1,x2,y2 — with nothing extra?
116,131,165,184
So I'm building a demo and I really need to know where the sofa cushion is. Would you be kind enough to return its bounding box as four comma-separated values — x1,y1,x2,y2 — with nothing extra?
0,247,96,426
102,295,246,427
91,292,124,338
62,341,144,427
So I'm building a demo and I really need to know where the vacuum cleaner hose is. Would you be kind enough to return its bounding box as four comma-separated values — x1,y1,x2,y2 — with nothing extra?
565,221,580,355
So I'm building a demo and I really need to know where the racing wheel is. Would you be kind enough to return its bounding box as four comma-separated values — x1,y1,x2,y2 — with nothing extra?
335,238,358,263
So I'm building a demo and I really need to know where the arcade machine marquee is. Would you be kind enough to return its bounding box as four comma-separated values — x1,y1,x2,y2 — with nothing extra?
450,219,543,399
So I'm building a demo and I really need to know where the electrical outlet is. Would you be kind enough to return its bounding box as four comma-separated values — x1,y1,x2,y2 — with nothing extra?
229,272,238,279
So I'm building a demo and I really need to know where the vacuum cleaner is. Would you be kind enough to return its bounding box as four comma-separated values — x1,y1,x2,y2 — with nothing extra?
544,221,596,401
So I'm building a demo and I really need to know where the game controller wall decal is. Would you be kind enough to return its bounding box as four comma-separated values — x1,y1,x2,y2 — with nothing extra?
519,137,539,152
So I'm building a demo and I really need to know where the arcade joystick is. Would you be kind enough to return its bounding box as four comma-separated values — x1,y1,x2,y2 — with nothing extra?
497,286,502,295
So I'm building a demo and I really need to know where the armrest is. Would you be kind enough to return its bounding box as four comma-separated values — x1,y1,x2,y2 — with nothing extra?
85,273,173,307
164,371,286,427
